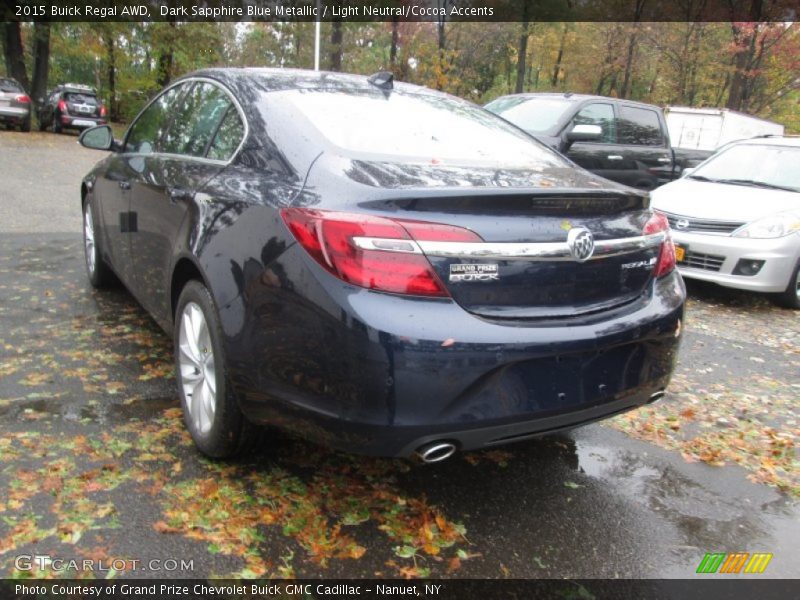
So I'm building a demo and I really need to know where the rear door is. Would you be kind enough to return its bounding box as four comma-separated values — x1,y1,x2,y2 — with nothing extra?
129,80,244,324
613,104,674,189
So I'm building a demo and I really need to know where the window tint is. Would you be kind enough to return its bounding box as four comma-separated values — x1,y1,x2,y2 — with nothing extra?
618,106,663,146
161,83,232,157
64,93,98,105
572,103,616,143
125,85,185,154
207,107,244,161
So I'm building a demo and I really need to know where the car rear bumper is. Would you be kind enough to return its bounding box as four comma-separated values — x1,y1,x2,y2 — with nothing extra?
61,115,107,128
221,245,685,457
0,106,29,120
673,230,800,292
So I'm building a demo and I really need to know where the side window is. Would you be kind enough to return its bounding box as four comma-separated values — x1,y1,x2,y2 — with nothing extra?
572,103,616,143
161,82,232,157
207,107,245,161
618,106,664,146
125,84,185,154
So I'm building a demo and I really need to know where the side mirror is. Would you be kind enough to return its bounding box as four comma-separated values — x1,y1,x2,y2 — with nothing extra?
681,167,695,178
566,123,602,143
78,125,117,152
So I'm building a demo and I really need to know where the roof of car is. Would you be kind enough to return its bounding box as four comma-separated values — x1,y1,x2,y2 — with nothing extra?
731,135,800,148
491,92,662,110
185,67,437,97
55,83,97,94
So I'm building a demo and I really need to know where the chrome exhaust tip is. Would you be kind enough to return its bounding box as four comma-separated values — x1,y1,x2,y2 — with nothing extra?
416,442,457,464
649,390,666,403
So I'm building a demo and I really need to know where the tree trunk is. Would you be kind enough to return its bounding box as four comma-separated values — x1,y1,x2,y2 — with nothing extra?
551,24,568,87
156,22,176,87
2,22,30,92
620,25,638,99
329,21,343,71
105,33,117,120
515,16,529,93
30,23,50,105
389,18,398,69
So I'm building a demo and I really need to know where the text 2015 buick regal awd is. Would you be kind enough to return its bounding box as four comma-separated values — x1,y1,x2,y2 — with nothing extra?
77,68,685,462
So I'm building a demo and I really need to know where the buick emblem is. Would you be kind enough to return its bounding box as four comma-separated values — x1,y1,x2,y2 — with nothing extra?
675,218,690,230
567,227,594,262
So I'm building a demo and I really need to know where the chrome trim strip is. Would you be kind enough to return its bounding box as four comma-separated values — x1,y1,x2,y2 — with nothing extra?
353,232,666,261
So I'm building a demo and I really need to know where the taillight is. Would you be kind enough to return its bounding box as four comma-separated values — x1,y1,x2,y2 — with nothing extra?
57,99,67,112
644,212,676,278
100,105,107,117
15,94,30,104
280,208,482,297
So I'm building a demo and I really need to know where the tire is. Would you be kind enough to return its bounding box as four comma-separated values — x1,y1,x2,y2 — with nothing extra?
83,198,114,288
174,280,257,458
52,112,62,134
774,260,800,310
21,116,31,132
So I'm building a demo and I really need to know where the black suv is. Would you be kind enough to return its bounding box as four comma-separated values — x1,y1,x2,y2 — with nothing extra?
486,93,677,190
37,84,107,133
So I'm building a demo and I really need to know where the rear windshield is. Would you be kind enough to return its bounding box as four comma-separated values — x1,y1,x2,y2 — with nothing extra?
0,78,23,93
278,89,569,169
485,96,577,134
65,92,98,104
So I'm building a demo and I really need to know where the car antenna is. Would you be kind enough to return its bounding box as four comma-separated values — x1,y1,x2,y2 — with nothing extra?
368,71,394,92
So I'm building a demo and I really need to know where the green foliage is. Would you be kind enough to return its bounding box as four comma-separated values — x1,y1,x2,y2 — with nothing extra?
6,22,797,128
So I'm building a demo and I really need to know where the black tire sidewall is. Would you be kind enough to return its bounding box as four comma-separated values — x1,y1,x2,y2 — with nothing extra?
777,259,800,309
174,280,244,458
83,199,103,287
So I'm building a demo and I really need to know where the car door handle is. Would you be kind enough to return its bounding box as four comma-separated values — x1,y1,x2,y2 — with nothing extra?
607,155,623,160
168,187,193,202
118,180,131,190
657,157,672,163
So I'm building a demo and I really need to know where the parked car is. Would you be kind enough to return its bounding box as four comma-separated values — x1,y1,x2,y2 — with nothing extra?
77,68,685,460
0,77,32,131
651,136,800,309
37,83,107,133
485,93,676,190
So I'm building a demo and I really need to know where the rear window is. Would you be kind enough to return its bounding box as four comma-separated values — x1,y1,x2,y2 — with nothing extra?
64,92,98,105
0,78,23,93
280,89,568,169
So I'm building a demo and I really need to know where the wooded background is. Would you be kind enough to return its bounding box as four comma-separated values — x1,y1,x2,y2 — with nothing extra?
2,21,798,130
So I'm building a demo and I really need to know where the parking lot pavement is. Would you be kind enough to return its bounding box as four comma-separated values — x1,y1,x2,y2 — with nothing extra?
1,131,798,579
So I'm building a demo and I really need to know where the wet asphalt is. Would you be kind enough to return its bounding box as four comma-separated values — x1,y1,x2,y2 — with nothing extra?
0,130,798,580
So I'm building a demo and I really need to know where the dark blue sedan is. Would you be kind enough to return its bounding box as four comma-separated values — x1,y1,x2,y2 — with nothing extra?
77,68,685,462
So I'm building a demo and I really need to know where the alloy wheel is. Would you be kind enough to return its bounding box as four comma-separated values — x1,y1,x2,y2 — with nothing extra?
178,302,217,435
83,205,96,275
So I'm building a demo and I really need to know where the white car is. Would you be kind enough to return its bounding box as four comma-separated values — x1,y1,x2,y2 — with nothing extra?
651,136,800,309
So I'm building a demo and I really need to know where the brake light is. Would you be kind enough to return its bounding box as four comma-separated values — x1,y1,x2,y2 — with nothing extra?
644,212,676,278
57,99,67,112
14,94,30,104
280,209,481,297
100,105,107,117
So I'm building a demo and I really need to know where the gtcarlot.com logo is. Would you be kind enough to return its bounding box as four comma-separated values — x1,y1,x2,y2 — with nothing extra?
696,552,773,574
15,554,194,573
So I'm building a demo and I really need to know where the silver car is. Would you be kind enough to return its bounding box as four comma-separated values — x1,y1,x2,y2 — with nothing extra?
0,77,32,132
650,136,800,309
